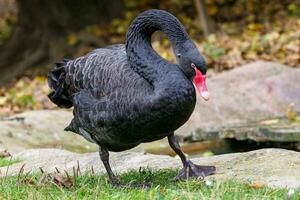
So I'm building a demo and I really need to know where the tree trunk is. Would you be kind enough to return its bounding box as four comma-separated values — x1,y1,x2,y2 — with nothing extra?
193,0,215,37
0,0,124,85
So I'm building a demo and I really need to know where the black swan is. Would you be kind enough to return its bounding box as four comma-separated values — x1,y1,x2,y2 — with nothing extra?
48,9,216,185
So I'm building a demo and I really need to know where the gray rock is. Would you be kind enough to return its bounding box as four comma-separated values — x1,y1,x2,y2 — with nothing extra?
185,118,300,143
1,148,299,189
0,110,97,153
178,61,300,142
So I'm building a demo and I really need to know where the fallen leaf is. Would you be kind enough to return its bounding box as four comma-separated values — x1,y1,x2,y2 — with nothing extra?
0,96,7,105
260,119,280,125
0,149,11,157
53,172,74,188
18,178,36,186
67,33,78,46
286,103,298,123
248,182,265,189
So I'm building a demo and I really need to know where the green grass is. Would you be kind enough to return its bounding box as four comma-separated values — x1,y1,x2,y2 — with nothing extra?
0,169,298,200
0,157,20,167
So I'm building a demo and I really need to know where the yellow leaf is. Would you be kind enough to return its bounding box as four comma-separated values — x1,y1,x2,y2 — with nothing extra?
90,25,103,37
247,23,263,31
67,33,77,46
0,96,7,105
260,119,280,125
286,103,298,123
248,183,265,189
207,5,218,15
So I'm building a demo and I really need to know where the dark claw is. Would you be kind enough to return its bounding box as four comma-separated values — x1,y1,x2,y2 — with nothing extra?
109,177,122,186
175,161,216,180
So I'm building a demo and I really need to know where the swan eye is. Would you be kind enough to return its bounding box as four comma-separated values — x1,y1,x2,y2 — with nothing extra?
191,63,196,68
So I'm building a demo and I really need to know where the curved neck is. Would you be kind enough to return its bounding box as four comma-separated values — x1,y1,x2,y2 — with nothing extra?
125,10,190,86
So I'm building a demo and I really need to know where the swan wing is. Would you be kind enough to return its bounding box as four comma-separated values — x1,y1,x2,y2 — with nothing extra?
65,89,109,142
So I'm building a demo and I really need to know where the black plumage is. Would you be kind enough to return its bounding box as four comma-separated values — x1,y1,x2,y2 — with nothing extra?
48,9,216,186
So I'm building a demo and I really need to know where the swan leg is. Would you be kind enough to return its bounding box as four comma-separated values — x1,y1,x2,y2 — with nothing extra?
168,133,216,180
99,146,121,185
99,146,151,188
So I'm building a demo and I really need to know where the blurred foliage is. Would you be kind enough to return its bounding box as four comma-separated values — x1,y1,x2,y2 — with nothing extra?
0,0,17,45
0,0,299,115
201,19,300,71
67,0,300,69
106,0,300,39
0,77,54,117
152,18,300,71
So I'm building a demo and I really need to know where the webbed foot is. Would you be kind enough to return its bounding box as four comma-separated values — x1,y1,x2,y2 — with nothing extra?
175,161,216,180
167,133,216,180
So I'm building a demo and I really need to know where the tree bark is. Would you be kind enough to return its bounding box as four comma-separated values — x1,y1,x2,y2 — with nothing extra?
0,0,124,85
193,0,215,37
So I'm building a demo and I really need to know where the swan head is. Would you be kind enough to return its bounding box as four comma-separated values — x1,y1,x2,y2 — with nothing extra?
176,41,209,101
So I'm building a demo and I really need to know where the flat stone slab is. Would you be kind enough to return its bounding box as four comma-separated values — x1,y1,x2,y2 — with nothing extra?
178,61,300,138
184,117,300,143
2,148,299,189
0,110,97,153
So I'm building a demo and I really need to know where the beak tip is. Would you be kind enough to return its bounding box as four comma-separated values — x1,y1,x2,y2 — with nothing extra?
201,91,210,101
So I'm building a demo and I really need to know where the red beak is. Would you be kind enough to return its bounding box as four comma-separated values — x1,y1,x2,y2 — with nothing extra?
193,68,210,101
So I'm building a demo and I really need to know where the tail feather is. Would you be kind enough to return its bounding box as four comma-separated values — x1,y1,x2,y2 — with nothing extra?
48,59,73,108
64,118,77,132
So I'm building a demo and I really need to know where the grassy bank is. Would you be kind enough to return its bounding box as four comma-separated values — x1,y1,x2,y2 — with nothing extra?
0,169,298,200
0,157,19,167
